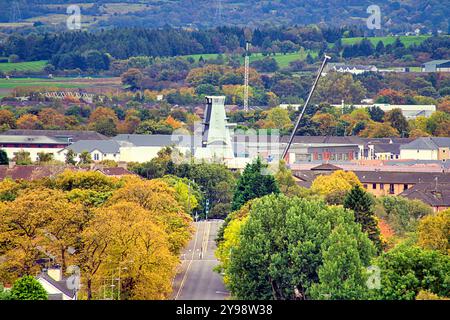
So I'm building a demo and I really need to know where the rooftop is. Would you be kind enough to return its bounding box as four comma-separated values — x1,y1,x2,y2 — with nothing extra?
400,182,450,207
0,135,67,145
65,140,120,154
400,137,450,150
2,129,108,142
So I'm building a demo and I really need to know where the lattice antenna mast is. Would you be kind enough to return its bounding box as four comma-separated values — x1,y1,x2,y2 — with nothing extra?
244,41,250,112
214,0,223,23
10,1,23,23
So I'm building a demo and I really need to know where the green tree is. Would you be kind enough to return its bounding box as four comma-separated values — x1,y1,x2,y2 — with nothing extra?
231,157,279,211
10,276,47,300
309,225,372,300
384,108,409,137
65,149,77,165
344,186,383,252
0,149,8,165
379,196,433,235
37,152,54,163
12,150,32,165
226,194,375,300
79,151,93,165
373,245,450,300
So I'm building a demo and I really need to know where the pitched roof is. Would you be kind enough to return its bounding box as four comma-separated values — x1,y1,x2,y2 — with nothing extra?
401,137,450,150
400,182,450,207
355,171,449,184
66,140,120,154
311,163,342,171
373,143,401,154
0,165,68,181
0,135,66,145
96,167,135,176
2,129,108,142
280,135,365,145
114,134,201,148
37,272,76,299
293,169,450,185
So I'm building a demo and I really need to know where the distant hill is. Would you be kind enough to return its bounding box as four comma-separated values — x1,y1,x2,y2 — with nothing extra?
0,0,448,33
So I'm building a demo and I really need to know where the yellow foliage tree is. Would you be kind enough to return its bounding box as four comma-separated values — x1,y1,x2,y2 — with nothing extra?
108,179,193,254
311,170,361,196
215,201,253,286
418,209,449,255
80,201,177,300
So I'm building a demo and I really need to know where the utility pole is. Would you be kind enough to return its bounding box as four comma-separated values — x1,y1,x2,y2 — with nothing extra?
282,55,331,160
244,42,250,112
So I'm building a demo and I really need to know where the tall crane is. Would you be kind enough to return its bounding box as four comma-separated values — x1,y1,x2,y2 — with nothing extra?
281,54,331,160
243,42,250,112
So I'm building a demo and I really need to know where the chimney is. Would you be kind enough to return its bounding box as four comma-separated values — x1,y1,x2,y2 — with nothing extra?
47,266,62,281
8,161,16,169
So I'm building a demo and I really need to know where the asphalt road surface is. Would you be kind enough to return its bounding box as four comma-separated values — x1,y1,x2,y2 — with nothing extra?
172,220,229,300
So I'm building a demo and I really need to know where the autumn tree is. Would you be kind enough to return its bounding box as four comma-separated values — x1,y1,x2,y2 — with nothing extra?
0,109,16,129
121,68,144,90
16,114,42,130
108,178,193,254
315,73,367,104
311,170,361,198
418,209,449,254
384,108,409,137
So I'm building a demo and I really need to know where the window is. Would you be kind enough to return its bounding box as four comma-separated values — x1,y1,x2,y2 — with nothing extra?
389,184,395,194
94,153,99,161
372,183,377,189
404,184,408,191
363,184,368,189
380,183,384,190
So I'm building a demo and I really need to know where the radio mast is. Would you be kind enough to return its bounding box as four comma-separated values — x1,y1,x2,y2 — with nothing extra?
244,42,250,112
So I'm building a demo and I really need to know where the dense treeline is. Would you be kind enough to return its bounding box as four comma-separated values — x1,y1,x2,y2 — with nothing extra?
0,0,448,33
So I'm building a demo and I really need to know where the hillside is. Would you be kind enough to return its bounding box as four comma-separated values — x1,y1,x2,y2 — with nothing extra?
0,0,448,33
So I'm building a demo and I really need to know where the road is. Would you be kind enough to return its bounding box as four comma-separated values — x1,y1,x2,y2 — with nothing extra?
172,220,229,300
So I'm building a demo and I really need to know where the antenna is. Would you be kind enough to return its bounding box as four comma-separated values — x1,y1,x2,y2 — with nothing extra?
282,55,331,160
214,0,223,23
244,41,250,112
10,1,22,23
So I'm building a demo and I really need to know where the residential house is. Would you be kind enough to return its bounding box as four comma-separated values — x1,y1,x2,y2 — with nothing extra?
400,137,450,161
60,140,121,162
37,267,77,300
400,182,450,212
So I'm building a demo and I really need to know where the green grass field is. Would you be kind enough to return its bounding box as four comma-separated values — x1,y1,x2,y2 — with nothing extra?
0,60,47,73
0,77,90,89
341,35,430,47
182,50,318,69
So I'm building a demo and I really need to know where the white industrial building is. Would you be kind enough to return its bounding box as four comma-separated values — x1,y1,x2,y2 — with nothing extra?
333,102,436,119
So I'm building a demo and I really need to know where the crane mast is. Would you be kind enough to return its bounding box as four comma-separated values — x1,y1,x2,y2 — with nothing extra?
281,54,331,160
